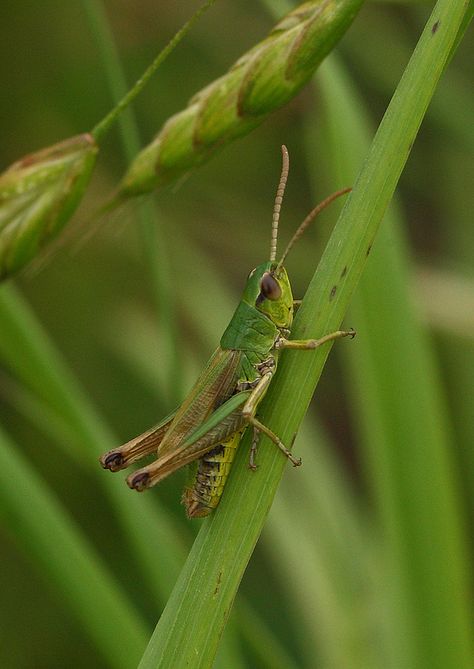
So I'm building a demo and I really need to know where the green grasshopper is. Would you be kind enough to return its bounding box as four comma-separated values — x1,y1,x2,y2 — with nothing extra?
100,146,353,517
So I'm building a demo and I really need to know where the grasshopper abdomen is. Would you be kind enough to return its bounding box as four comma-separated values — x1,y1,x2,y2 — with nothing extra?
183,431,243,518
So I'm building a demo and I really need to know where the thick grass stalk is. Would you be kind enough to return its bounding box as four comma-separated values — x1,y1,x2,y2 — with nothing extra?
135,0,470,667
118,0,364,197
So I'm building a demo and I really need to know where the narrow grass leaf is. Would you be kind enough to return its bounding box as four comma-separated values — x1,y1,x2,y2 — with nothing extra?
0,284,188,603
317,52,473,669
0,426,148,669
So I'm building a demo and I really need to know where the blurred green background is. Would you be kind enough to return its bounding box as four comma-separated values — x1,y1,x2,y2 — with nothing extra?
0,1,472,668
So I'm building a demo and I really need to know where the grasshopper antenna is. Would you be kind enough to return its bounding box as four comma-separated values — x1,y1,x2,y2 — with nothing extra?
269,145,290,262
276,187,352,271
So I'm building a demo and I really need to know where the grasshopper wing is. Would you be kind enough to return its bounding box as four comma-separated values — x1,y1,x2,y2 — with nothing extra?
154,347,243,459
101,347,243,481
181,391,251,449
127,390,250,490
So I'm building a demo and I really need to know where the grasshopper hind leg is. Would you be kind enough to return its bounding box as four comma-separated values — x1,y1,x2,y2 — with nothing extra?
100,410,177,472
248,417,301,468
101,435,157,473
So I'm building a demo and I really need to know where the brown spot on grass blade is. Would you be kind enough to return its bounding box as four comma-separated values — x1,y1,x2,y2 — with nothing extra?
214,571,223,596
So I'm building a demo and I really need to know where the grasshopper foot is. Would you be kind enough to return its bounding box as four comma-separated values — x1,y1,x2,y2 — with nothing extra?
128,471,151,492
289,434,301,467
100,451,125,472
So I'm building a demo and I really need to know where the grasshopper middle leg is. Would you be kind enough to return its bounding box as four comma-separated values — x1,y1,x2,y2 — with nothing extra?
242,371,301,468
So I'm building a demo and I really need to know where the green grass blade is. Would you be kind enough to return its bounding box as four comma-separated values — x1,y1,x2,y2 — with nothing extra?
236,599,302,669
0,425,148,669
316,52,473,669
349,225,472,669
265,420,379,669
135,0,471,666
178,237,377,667
0,284,187,604
343,11,474,152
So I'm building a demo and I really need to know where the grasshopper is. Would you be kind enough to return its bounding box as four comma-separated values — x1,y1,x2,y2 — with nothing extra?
100,146,353,517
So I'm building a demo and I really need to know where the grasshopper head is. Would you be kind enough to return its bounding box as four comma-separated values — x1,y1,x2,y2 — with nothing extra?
243,261,293,329
241,145,350,332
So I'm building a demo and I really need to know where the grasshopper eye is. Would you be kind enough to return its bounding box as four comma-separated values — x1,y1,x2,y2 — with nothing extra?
259,272,281,301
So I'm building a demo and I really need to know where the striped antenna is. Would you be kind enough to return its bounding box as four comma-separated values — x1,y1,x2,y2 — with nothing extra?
269,145,290,262
276,187,352,271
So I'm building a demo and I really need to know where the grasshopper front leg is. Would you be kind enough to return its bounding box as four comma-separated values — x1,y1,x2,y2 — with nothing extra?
275,328,355,350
